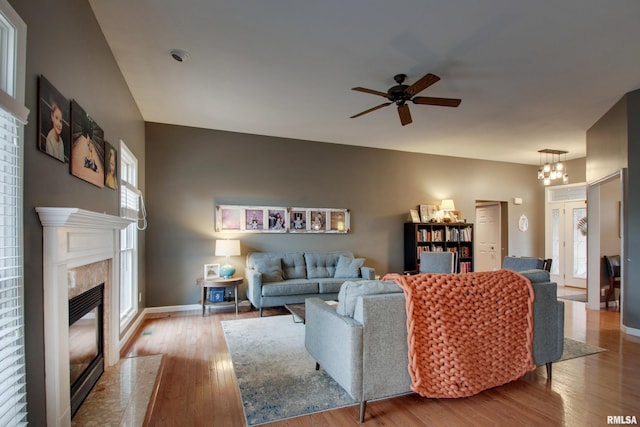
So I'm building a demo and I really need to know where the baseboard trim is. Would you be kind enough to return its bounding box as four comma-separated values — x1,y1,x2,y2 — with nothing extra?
119,304,201,356
622,324,640,337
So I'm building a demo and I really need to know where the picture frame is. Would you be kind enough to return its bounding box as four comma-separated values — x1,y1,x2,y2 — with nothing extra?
328,209,349,233
204,264,220,280
217,206,242,231
104,141,118,190
451,210,462,222
309,210,327,232
267,209,287,232
419,204,438,222
38,76,70,163
70,100,105,188
289,209,307,232
410,209,420,223
245,208,265,231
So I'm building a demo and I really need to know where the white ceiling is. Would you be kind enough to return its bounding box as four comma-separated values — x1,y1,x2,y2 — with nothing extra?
88,0,640,165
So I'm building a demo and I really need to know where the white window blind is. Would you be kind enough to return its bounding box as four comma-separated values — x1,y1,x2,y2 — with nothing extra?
0,1,27,425
120,181,140,220
0,105,26,426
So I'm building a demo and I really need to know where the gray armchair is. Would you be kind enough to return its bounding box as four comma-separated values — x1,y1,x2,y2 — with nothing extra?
305,271,564,422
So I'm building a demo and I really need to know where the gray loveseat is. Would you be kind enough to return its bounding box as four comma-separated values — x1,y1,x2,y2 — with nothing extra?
245,251,375,316
305,269,564,422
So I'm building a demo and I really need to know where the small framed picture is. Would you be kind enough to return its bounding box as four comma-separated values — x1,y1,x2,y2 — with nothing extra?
245,208,265,231
328,209,349,232
289,209,307,232
204,264,220,280
419,204,438,222
309,210,326,232
216,206,242,231
267,209,287,231
410,209,420,223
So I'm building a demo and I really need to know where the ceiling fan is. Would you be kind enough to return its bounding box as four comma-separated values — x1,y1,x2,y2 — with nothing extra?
350,73,461,126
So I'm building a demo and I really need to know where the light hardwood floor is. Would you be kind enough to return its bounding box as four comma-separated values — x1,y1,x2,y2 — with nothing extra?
122,301,640,426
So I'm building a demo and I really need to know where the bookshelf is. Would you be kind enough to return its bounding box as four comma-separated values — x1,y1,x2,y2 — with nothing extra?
404,222,474,273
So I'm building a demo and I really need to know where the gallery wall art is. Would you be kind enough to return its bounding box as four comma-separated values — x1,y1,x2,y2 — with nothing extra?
215,205,350,233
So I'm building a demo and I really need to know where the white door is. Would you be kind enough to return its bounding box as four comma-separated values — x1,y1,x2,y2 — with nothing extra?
546,199,587,288
475,203,501,271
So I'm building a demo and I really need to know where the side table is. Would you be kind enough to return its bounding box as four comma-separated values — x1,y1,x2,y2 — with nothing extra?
196,276,243,316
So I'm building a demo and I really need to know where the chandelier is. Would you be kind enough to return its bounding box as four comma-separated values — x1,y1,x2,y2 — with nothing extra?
537,149,569,186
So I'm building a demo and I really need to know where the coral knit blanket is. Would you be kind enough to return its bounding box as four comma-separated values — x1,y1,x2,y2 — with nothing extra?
383,270,536,398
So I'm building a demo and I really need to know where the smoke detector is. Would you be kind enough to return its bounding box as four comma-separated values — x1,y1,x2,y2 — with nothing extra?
170,49,190,63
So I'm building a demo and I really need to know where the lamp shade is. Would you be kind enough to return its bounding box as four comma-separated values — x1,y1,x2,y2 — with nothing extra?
215,239,241,257
440,199,456,211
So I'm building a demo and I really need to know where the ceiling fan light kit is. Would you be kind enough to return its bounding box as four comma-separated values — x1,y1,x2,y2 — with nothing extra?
350,73,461,126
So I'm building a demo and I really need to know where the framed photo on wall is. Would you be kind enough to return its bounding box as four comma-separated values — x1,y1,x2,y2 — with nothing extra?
328,209,349,233
245,208,264,231
216,205,242,231
309,210,327,232
267,209,287,232
38,76,70,163
104,141,118,190
289,209,307,232
70,100,105,187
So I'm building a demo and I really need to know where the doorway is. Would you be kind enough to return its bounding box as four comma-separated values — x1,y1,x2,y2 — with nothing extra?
475,201,507,271
545,184,587,288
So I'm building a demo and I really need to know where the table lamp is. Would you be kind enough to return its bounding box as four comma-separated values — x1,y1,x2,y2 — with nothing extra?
440,199,456,223
215,239,241,278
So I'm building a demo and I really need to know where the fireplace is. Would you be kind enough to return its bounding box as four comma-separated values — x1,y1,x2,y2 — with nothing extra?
69,283,104,417
37,207,132,427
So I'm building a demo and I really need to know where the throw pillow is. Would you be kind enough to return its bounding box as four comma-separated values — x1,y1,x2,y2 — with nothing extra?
336,280,402,317
254,257,284,283
334,255,365,278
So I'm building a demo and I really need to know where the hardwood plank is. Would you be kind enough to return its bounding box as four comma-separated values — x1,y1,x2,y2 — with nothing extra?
120,302,640,426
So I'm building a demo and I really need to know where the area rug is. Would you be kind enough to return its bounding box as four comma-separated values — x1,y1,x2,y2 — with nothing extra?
560,337,607,361
222,316,606,426
559,293,587,302
222,315,357,426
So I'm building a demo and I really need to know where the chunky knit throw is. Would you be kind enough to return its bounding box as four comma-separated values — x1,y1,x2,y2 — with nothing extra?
383,270,536,398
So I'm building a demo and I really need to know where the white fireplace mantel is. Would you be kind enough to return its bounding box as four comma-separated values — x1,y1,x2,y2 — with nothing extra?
37,207,133,427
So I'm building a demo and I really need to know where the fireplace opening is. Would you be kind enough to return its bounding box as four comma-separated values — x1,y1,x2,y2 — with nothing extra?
69,283,104,417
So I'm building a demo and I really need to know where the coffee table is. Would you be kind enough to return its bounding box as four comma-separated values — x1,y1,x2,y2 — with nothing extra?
284,303,306,323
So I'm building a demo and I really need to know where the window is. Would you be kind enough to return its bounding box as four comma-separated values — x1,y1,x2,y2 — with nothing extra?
0,1,28,425
119,141,141,329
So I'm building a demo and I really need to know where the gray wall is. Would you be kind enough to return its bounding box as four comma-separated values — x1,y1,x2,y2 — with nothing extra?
145,122,548,307
10,0,146,424
625,89,640,328
587,88,639,330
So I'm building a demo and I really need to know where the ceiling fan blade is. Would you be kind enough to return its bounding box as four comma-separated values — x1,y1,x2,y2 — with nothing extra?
351,87,389,98
397,104,412,126
405,73,440,97
412,96,462,107
350,102,392,119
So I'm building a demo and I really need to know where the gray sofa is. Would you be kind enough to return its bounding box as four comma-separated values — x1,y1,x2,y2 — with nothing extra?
305,269,564,422
245,251,375,316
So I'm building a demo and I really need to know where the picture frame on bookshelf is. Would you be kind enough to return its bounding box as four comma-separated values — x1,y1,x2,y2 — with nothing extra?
419,204,438,222
451,210,462,222
410,209,420,223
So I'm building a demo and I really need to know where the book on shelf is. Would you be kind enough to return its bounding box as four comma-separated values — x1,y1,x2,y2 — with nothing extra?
459,261,472,273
